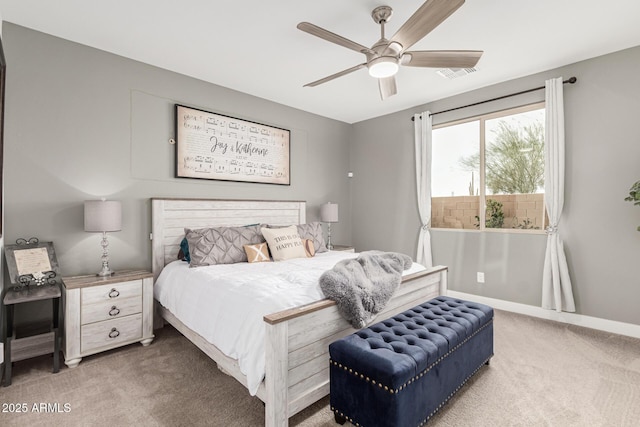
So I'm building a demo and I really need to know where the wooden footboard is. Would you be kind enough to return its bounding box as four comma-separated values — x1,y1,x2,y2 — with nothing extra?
263,265,448,427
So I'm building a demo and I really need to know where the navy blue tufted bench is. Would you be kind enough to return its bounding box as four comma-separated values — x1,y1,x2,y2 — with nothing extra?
329,296,493,426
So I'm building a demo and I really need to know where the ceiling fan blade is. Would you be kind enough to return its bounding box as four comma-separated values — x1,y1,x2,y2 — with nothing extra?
389,0,465,51
303,63,367,87
297,22,373,55
402,50,483,68
378,76,397,100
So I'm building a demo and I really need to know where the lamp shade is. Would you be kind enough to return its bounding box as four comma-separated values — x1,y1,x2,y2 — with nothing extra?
320,202,339,223
84,200,122,232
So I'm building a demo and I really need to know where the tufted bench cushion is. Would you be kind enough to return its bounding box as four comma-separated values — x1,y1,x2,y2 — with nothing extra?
329,296,493,426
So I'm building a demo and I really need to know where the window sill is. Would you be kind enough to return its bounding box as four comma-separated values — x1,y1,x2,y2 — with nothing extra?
431,227,546,235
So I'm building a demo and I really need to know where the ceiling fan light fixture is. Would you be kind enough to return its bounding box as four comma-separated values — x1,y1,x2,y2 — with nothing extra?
368,56,399,78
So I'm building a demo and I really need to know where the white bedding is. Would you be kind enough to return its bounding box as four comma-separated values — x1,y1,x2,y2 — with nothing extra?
154,250,426,395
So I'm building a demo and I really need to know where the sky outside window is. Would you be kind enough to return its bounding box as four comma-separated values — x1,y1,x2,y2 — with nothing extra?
432,121,479,197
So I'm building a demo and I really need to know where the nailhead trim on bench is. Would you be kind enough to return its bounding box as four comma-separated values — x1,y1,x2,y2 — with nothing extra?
329,318,493,395
330,355,492,427
419,355,492,425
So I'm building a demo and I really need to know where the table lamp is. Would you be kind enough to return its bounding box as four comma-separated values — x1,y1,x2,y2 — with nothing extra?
320,202,339,250
84,199,122,276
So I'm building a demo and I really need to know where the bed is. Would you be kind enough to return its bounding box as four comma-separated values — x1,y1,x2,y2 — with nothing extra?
151,198,448,426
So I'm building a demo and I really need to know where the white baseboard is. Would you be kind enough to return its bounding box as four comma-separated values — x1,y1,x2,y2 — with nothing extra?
447,291,640,339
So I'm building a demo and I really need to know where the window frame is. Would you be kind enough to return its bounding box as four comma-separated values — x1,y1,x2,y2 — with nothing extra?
432,102,547,234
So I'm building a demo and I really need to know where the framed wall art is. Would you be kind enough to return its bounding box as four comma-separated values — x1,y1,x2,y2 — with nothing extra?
175,104,290,185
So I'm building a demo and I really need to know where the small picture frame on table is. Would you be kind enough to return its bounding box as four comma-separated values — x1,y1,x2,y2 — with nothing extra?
4,238,61,289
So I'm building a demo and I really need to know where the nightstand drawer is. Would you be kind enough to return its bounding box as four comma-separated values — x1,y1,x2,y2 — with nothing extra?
81,296,142,325
81,314,142,353
81,279,142,305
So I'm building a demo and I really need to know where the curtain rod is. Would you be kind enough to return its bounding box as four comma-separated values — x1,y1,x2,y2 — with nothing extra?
411,76,577,121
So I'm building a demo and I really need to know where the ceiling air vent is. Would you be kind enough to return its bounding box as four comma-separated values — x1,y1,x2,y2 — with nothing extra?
436,67,477,80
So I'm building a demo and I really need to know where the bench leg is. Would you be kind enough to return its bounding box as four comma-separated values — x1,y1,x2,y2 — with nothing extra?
334,413,346,425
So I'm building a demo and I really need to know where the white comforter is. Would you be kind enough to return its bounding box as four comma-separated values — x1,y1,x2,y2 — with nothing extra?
154,251,425,395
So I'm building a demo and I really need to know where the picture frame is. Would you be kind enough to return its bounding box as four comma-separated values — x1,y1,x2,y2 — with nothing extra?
175,104,290,185
4,240,61,288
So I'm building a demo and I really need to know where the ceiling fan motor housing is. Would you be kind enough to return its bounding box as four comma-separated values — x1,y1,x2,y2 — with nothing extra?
366,38,403,78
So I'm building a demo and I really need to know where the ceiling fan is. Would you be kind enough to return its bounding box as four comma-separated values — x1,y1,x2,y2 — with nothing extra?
297,0,483,100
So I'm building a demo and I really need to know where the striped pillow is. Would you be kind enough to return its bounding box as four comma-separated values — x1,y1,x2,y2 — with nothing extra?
303,239,316,257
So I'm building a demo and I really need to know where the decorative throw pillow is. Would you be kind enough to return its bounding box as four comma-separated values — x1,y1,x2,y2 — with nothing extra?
296,222,328,253
302,239,316,258
244,242,271,263
185,224,265,267
261,225,307,261
177,237,191,263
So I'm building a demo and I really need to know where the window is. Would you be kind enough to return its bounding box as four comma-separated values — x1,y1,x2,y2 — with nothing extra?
431,103,546,232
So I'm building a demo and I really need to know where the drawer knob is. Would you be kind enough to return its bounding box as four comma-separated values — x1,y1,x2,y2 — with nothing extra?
108,288,120,298
108,328,120,339
109,306,121,317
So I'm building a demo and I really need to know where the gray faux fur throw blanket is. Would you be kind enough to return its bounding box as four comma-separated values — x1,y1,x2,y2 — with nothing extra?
319,251,413,329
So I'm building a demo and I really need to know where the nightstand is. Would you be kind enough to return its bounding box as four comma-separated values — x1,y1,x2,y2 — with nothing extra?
330,245,355,253
62,270,154,368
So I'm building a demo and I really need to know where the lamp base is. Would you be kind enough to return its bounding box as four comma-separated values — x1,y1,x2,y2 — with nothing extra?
327,223,333,251
96,231,115,277
96,268,115,277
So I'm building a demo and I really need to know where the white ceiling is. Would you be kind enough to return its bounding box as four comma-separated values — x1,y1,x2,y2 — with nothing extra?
1,0,640,123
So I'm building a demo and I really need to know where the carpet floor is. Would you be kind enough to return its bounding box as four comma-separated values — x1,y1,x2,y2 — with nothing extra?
0,309,639,426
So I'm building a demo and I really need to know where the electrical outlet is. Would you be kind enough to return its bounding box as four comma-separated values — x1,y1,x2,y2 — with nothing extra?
477,272,485,283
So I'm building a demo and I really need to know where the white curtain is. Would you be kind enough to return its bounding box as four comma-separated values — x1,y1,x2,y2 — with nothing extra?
542,77,575,312
414,111,433,268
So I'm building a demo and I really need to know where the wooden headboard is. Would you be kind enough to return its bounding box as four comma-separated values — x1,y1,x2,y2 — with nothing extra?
150,198,306,281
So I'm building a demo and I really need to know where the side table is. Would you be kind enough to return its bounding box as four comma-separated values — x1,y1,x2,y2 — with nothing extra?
2,284,62,386
62,270,154,368
330,245,355,253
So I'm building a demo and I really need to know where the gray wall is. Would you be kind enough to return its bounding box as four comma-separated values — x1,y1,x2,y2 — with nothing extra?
3,22,640,327
351,45,640,325
2,23,353,322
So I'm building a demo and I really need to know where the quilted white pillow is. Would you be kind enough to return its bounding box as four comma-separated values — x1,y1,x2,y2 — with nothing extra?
261,225,307,261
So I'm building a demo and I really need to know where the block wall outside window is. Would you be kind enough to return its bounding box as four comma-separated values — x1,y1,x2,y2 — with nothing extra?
431,194,545,230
